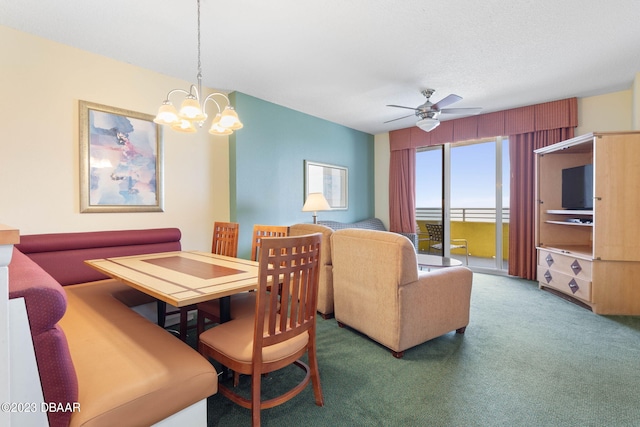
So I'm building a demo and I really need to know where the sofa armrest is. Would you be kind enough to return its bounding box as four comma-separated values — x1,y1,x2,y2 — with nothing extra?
399,266,473,343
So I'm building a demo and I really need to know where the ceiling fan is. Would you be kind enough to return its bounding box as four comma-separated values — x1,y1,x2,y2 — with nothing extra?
386,89,482,132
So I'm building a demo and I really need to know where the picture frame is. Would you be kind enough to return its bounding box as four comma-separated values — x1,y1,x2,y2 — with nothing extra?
304,160,348,210
79,100,164,213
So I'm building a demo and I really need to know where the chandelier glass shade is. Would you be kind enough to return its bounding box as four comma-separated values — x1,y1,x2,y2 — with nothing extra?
153,0,243,135
416,117,440,132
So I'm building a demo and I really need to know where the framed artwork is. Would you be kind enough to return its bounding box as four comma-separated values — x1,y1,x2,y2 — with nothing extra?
304,160,348,210
79,100,163,213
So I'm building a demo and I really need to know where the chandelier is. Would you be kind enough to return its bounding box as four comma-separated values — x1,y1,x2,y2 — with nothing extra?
153,0,243,135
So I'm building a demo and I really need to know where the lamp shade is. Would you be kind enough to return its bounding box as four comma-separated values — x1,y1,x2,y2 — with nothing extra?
302,193,331,212
417,118,440,132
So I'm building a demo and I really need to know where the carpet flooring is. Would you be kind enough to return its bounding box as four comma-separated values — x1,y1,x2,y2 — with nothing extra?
183,273,640,426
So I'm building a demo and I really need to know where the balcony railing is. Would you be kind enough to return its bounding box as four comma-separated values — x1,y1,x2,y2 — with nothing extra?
416,207,510,266
416,207,510,223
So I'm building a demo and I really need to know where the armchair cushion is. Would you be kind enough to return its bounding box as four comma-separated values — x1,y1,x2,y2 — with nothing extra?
331,228,472,356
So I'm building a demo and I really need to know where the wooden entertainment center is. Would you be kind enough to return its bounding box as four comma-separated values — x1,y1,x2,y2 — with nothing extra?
534,131,640,315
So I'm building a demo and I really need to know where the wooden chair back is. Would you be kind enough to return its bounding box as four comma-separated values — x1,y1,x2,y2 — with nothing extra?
256,233,322,351
198,233,324,426
212,221,240,257
250,225,288,261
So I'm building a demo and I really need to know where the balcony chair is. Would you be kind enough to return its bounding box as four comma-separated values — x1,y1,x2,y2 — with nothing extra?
199,233,324,427
419,223,469,265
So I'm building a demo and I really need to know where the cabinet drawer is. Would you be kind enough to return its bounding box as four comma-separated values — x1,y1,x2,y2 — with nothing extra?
537,266,592,302
538,249,592,280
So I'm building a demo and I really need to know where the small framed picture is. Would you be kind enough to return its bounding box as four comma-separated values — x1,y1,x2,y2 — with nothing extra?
304,160,348,210
79,100,163,212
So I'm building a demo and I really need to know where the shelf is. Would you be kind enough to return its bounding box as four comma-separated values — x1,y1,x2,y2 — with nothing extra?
546,210,593,215
545,220,592,227
539,244,592,259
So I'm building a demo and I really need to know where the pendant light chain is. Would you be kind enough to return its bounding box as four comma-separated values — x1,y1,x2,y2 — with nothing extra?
153,0,243,134
196,0,202,92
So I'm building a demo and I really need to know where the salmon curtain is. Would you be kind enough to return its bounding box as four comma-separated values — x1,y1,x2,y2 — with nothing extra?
508,128,575,279
389,147,416,233
389,97,578,279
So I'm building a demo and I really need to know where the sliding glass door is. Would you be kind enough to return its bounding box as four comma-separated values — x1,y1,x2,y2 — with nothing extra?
416,137,509,273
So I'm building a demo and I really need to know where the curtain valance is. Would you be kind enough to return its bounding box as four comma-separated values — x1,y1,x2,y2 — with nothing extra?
389,97,577,150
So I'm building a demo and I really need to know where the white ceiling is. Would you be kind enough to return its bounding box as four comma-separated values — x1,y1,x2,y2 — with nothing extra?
2,0,639,135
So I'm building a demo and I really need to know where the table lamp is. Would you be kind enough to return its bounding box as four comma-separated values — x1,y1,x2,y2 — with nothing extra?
302,192,331,224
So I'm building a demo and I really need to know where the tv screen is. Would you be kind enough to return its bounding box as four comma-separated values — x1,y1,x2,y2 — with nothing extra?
562,164,593,210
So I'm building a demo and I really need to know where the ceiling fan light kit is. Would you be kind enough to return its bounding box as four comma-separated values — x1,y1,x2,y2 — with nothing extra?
416,118,440,132
386,88,482,132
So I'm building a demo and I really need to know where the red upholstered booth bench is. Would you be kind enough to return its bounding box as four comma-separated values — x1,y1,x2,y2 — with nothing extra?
9,228,217,427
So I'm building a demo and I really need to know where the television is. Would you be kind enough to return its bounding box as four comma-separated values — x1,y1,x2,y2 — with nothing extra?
561,164,593,210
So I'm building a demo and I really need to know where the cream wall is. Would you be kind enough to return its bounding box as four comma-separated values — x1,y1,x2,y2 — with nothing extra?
576,88,634,135
374,85,638,226
0,26,230,251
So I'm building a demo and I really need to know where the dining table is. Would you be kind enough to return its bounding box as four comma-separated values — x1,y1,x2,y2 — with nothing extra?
84,250,260,335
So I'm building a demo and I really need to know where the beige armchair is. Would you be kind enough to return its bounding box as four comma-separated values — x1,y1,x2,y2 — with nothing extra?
331,228,473,358
289,223,334,318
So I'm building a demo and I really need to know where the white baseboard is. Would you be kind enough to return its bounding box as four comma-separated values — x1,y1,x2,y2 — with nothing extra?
151,399,207,427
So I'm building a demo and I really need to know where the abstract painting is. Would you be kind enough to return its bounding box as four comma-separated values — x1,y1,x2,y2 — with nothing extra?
79,101,163,212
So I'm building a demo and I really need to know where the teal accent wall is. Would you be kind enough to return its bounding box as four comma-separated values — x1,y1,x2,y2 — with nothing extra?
230,92,375,259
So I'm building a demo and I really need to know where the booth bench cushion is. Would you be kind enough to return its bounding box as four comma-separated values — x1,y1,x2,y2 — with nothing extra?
8,228,217,427
60,280,217,427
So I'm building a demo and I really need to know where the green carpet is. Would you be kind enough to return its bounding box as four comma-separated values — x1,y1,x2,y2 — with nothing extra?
183,273,640,426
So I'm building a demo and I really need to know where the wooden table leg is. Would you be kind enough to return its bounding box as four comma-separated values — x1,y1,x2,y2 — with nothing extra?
219,296,231,323
157,301,166,327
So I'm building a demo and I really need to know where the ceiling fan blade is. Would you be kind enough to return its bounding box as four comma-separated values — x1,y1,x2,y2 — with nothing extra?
432,94,462,110
384,114,414,123
439,107,483,115
386,104,419,111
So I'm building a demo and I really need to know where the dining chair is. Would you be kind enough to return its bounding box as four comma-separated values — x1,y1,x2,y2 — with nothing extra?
211,221,240,257
250,224,289,262
422,223,469,265
196,223,289,335
199,233,324,427
196,222,256,336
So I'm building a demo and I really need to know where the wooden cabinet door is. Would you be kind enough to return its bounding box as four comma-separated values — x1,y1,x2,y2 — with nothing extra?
593,133,640,261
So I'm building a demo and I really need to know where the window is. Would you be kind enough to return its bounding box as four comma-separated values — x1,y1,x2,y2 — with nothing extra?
416,137,509,273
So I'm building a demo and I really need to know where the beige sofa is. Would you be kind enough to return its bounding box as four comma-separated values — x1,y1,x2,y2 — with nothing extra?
289,223,334,318
330,228,473,358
